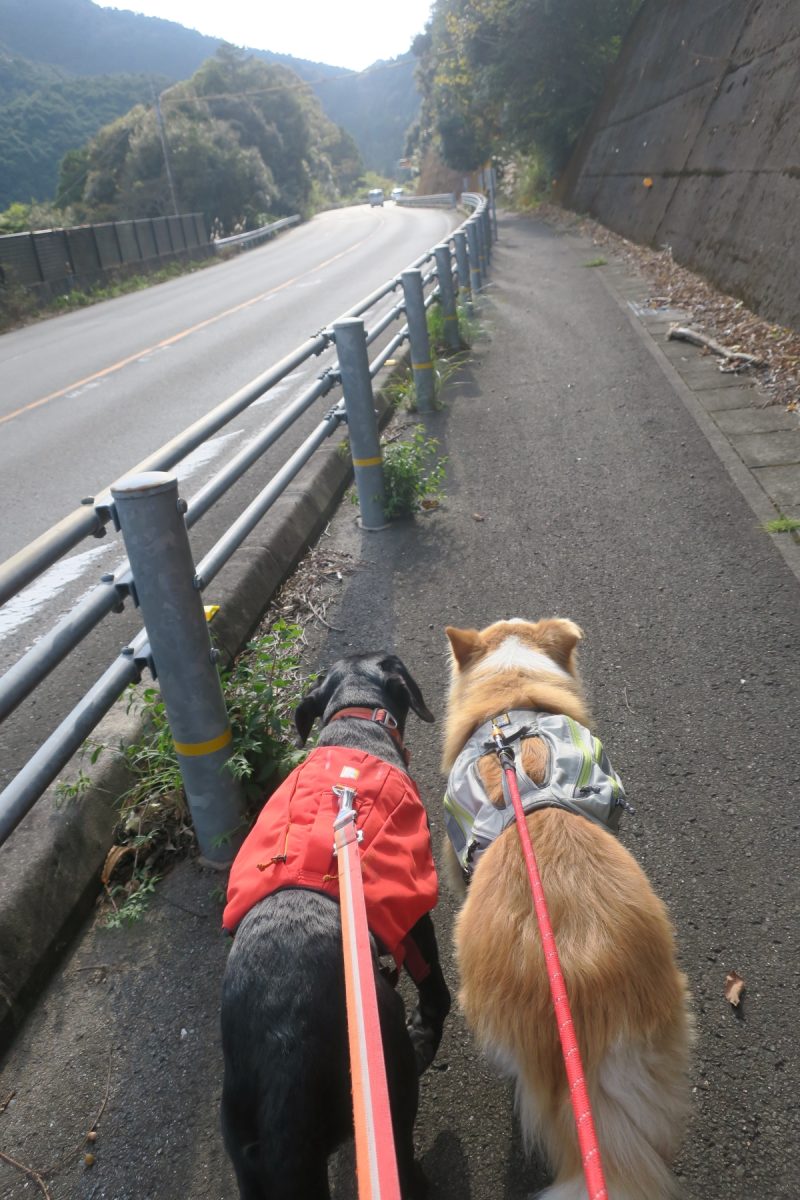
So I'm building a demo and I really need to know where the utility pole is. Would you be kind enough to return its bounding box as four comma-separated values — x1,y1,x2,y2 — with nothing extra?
151,83,180,217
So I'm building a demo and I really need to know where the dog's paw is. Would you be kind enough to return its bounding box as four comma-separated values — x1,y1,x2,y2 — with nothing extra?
406,1006,441,1076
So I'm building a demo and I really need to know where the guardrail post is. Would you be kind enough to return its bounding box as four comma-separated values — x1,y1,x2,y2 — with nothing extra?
481,207,493,262
453,230,472,313
433,243,462,354
475,214,488,278
466,221,482,294
334,318,387,530
110,472,246,865
400,269,436,413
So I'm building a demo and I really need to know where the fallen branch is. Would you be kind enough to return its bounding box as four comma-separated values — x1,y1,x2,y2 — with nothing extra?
0,1149,52,1199
302,594,344,633
47,1045,114,1178
667,324,766,368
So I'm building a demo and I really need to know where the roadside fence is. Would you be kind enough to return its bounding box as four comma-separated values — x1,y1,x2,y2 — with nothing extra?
0,212,210,300
0,193,492,861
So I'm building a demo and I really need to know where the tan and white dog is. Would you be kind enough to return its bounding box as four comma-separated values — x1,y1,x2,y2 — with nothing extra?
441,618,693,1200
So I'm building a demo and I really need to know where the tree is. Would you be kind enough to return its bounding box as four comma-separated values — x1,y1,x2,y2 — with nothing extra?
54,46,363,225
169,47,313,217
412,0,640,174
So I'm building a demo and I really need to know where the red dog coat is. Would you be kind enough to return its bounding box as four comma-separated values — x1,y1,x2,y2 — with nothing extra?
223,745,439,968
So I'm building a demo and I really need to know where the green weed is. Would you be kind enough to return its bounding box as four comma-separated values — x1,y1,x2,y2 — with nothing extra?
382,426,447,519
104,868,161,929
383,367,416,412
62,620,313,925
453,302,482,347
221,619,311,804
583,257,607,268
764,517,800,534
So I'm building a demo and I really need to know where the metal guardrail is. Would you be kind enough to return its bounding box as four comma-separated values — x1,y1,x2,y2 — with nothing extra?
212,215,301,250
0,194,492,853
397,193,457,208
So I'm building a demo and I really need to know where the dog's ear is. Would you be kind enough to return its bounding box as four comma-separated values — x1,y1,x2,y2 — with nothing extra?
380,656,435,723
294,673,329,745
445,626,484,669
536,619,583,672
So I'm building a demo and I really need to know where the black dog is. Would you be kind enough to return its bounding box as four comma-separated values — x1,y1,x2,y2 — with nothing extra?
220,654,451,1200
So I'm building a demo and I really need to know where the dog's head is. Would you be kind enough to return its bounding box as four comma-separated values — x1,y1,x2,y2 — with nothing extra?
294,653,434,747
441,618,589,768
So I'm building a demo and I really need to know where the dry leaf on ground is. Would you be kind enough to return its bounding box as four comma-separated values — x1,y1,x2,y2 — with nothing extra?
100,844,137,886
537,204,800,413
724,970,746,1007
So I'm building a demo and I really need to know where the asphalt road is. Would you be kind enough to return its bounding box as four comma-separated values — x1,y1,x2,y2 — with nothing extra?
0,204,457,555
0,212,798,1200
0,203,459,791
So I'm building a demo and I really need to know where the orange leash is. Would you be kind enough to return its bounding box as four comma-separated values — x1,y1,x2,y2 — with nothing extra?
334,785,401,1200
490,726,609,1200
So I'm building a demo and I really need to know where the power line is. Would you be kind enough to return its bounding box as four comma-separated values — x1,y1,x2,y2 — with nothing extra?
156,54,417,105
151,83,180,217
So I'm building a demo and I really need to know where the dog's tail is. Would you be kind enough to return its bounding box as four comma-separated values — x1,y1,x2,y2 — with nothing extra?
518,1029,692,1200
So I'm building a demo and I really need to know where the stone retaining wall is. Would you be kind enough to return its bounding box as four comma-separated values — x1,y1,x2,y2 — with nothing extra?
561,0,800,329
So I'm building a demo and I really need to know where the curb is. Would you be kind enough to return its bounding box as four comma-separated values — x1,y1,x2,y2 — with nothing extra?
595,264,800,589
0,385,393,1052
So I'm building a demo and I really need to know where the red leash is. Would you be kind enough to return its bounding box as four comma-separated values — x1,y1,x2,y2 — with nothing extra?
490,725,608,1200
334,785,401,1200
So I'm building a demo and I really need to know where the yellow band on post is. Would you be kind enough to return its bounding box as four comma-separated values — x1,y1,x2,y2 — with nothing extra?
412,361,433,370
353,455,383,467
174,726,233,756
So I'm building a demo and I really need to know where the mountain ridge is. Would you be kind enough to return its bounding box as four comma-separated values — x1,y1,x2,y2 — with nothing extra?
0,0,419,205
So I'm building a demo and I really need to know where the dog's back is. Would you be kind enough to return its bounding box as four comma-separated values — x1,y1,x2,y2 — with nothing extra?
221,890,351,1198
221,889,421,1200
220,652,447,1200
442,620,694,1200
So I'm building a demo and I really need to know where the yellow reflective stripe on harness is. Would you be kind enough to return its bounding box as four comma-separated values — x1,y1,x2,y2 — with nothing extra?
565,716,593,792
593,735,620,797
443,791,474,839
173,727,233,756
353,455,383,467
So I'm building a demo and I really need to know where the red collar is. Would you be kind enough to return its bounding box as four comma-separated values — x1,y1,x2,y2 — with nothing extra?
327,707,411,765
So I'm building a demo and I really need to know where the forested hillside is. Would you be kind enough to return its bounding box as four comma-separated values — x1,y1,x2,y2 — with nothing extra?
0,0,344,84
313,55,418,176
409,0,640,185
0,0,418,207
55,47,362,230
0,59,168,208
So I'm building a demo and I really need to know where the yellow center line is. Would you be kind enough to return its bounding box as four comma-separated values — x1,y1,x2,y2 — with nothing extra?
1,232,375,428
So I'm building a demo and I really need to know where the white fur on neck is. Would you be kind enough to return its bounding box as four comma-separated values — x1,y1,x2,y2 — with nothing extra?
473,636,571,680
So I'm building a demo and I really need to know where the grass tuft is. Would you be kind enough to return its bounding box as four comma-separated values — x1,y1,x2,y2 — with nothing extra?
764,516,800,534
58,620,313,925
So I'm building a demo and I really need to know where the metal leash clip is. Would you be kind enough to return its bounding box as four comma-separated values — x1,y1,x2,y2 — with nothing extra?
332,784,363,852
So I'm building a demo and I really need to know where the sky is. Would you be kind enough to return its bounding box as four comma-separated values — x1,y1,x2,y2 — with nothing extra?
96,0,435,72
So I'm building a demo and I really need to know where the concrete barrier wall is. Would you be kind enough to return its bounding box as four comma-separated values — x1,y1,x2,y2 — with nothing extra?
0,213,210,301
561,0,800,329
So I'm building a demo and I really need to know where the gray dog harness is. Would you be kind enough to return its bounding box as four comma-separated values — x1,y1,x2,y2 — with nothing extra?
444,710,630,878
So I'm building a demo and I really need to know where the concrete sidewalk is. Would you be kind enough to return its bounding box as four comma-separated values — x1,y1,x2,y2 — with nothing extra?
1,211,798,1200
